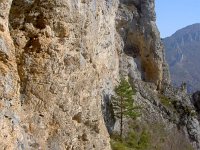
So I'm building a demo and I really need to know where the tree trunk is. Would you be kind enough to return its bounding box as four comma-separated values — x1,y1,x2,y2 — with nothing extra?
120,97,123,139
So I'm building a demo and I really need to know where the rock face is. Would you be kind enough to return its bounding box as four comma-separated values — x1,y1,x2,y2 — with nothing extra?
0,0,24,149
0,0,199,150
163,23,200,93
3,0,120,149
192,91,200,112
116,0,170,88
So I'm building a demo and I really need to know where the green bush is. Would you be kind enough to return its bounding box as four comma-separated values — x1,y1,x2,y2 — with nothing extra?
111,128,151,150
111,139,132,150
136,130,150,150
159,94,174,109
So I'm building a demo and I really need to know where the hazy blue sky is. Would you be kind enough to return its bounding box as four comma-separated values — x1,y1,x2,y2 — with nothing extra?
155,0,200,38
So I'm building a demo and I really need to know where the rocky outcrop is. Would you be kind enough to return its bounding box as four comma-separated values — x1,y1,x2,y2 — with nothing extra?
2,0,120,149
134,81,199,150
192,91,200,112
162,84,200,149
116,0,170,90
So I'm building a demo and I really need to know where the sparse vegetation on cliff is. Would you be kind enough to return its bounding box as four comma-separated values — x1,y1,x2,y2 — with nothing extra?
159,94,174,109
110,78,149,150
110,124,151,150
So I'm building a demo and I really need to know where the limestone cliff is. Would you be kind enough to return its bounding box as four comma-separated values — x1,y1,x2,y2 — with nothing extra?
116,0,170,88
2,0,119,149
0,0,199,150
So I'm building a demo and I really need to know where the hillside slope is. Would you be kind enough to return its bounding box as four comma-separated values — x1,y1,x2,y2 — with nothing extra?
164,23,200,93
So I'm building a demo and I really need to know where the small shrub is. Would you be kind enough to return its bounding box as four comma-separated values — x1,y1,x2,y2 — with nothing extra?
184,107,197,117
110,139,131,150
159,94,174,109
111,127,151,150
136,130,150,150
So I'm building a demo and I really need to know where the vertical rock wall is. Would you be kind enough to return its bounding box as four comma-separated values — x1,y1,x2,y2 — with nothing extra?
116,0,170,88
0,0,171,149
0,0,24,149
2,0,120,149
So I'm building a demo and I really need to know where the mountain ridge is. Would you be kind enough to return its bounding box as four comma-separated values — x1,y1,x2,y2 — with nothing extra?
164,23,200,93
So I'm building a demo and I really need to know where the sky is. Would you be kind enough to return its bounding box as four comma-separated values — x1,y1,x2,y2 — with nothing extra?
155,0,200,38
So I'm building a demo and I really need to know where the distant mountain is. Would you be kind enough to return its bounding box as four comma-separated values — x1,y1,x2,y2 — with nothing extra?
163,23,200,93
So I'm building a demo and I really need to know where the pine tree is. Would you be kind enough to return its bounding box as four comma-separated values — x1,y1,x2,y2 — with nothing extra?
112,78,139,138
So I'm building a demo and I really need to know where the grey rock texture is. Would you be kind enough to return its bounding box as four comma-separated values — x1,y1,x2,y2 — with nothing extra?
162,84,200,149
116,0,170,89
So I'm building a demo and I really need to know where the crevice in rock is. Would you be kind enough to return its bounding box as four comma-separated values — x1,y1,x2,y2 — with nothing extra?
9,0,47,106
72,112,82,123
8,0,29,106
101,92,115,134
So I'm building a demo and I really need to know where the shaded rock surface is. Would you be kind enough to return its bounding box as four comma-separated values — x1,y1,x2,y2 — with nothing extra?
116,0,170,88
193,91,200,112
